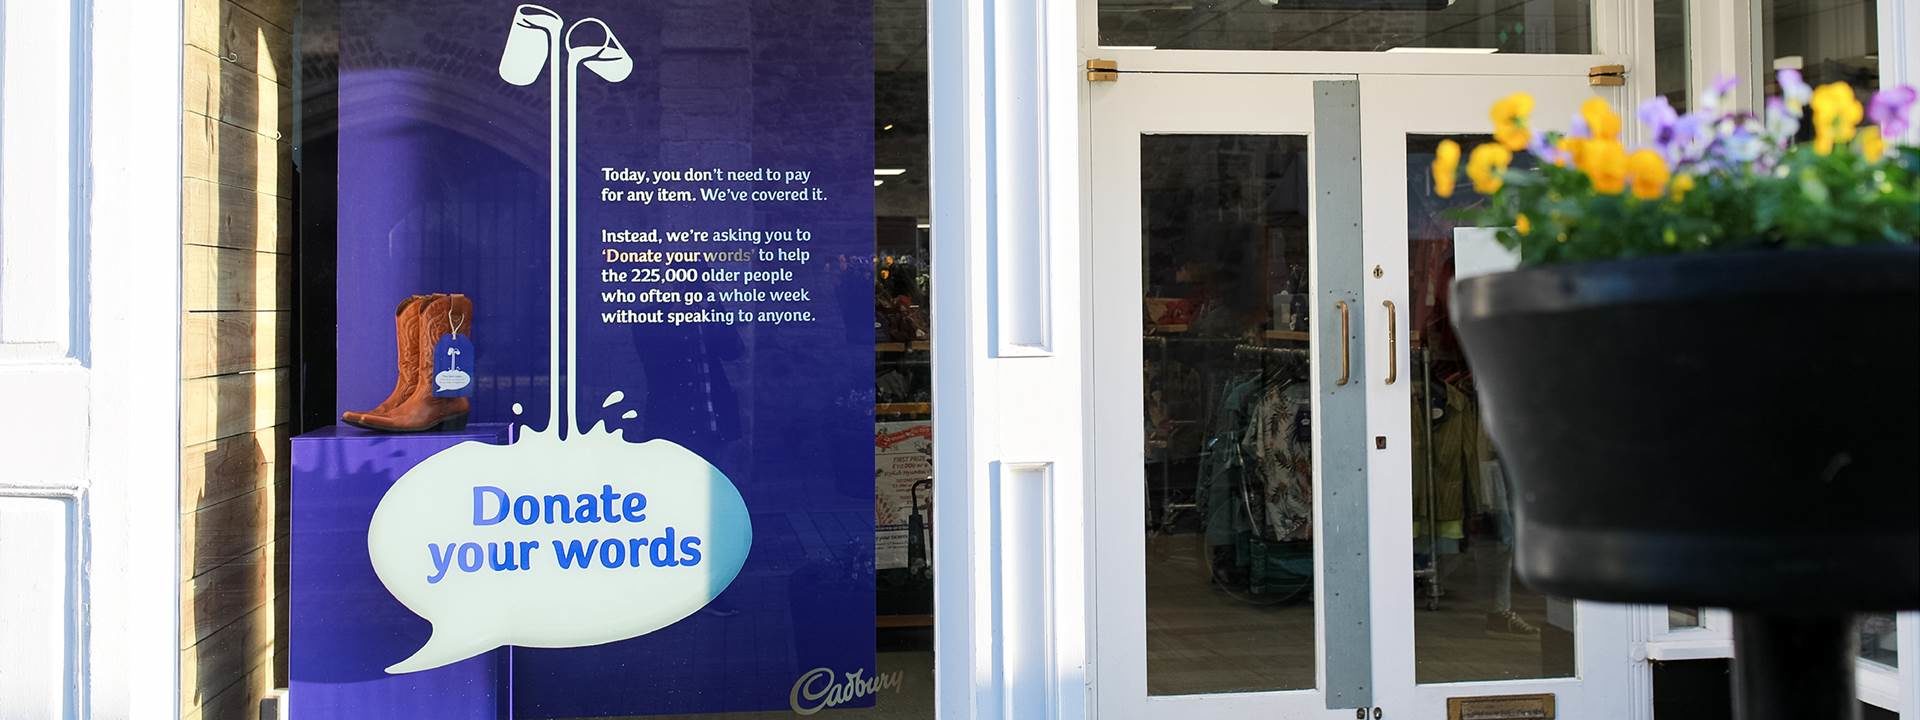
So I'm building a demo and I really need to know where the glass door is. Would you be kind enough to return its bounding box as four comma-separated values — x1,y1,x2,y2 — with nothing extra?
1358,74,1636,718
1089,72,1364,720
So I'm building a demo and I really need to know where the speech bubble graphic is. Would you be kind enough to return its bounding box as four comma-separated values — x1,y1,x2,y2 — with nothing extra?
433,369,472,392
368,430,752,674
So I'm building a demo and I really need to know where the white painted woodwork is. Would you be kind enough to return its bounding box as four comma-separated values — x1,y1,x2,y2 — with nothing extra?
931,0,1088,717
0,0,183,716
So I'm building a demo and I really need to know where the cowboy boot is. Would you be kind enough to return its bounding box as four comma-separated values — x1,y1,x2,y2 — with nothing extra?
343,295,429,427
359,294,473,432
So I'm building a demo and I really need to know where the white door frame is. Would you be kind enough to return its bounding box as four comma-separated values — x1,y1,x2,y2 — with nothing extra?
930,1,1091,719
0,0,182,717
1086,71,1356,720
1357,73,1634,719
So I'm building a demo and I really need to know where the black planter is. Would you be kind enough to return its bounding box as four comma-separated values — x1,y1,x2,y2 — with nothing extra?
1451,245,1918,610
1452,244,1919,720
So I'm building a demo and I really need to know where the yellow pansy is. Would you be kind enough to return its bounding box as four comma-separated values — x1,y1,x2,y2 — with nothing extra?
1557,136,1586,169
1859,125,1886,160
1466,143,1512,195
1579,97,1622,140
1584,139,1628,195
1515,213,1533,236
1670,173,1696,201
1810,82,1863,155
1490,93,1535,151
1626,149,1670,200
1431,139,1461,198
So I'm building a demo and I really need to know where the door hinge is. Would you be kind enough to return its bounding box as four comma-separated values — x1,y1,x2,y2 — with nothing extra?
1588,64,1627,87
1087,58,1119,82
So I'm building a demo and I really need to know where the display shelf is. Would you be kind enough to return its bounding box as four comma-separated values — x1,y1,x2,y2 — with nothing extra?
876,402,932,415
876,341,931,352
876,613,935,629
1263,330,1310,342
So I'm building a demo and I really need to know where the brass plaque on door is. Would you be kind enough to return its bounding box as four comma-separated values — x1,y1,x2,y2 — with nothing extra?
1446,693,1555,720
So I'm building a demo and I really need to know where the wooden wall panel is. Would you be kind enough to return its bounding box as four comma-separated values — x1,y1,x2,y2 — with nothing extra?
179,602,277,720
183,112,293,199
184,0,292,84
181,368,289,452
180,478,287,583
183,47,291,141
183,178,293,253
180,1,298,713
183,245,293,313
182,311,291,378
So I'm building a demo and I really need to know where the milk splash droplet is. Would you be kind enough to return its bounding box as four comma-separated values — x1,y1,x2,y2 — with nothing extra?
512,402,524,415
622,410,638,420
602,391,625,408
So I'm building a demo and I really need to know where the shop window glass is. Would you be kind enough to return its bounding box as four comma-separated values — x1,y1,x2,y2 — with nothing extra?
1860,612,1897,668
1759,0,1878,101
1098,0,1592,54
1141,134,1316,694
1654,0,1690,112
1668,605,1702,630
1407,134,1575,683
307,0,937,716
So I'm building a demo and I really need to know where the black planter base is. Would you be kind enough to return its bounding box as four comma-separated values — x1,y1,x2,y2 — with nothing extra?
1451,246,1920,612
1731,614,1859,720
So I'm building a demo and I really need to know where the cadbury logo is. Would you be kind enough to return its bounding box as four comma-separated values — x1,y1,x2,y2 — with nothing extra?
789,667,905,715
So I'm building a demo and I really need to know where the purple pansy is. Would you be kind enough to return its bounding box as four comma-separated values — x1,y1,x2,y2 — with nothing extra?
1700,75,1739,113
1764,97,1799,143
1638,96,1686,162
1528,130,1569,165
1777,68,1811,115
1868,85,1917,139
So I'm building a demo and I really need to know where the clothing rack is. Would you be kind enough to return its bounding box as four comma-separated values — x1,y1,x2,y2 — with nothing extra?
1415,345,1443,611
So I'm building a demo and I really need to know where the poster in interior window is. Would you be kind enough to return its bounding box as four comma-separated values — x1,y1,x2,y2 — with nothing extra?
331,0,875,715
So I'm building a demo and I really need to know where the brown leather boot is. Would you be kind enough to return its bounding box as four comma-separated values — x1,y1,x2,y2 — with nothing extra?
342,295,428,427
358,294,472,433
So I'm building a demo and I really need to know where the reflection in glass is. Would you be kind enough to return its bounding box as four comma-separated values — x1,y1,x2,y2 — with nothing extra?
1141,135,1315,695
1760,0,1878,101
1098,0,1592,54
1668,605,1703,630
1860,612,1898,668
1407,135,1575,684
1654,0,1690,112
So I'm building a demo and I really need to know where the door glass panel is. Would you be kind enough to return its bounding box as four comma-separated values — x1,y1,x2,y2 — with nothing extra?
1668,605,1703,630
1860,612,1898,668
1142,134,1314,695
1407,134,1575,683
1098,0,1592,54
1654,0,1691,112
1760,0,1878,100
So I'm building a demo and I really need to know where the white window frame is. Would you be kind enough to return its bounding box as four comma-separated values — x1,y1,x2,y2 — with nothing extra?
0,0,183,716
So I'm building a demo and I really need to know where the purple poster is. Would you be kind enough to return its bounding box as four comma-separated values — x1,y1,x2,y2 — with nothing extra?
330,1,875,715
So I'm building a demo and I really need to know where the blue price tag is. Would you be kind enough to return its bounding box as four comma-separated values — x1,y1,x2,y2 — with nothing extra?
432,333,476,397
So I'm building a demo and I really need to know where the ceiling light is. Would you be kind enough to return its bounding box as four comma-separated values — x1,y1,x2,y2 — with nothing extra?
875,168,907,176
874,179,885,187
882,124,895,131
916,222,931,229
1385,47,1498,54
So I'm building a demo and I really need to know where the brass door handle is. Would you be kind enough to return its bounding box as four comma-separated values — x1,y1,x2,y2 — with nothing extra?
1336,300,1351,386
1383,300,1398,385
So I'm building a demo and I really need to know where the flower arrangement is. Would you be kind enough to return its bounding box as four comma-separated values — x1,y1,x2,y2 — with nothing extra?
1433,73,1920,265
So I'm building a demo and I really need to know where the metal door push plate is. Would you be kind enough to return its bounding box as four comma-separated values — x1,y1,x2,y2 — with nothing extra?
1446,693,1555,720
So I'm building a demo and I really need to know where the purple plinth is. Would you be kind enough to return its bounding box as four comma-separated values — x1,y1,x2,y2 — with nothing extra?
291,424,514,720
